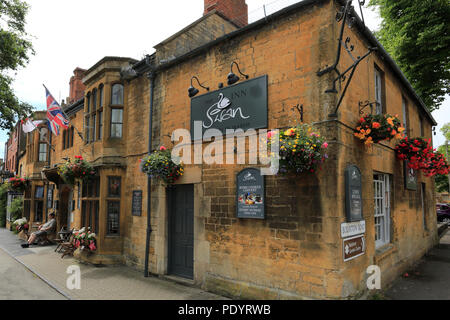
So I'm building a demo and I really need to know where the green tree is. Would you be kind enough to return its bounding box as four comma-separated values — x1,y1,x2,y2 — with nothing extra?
0,0,34,130
368,0,450,112
0,183,8,227
435,123,450,193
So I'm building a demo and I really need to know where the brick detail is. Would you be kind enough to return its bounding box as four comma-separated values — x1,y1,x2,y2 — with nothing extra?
69,67,86,104
204,0,248,28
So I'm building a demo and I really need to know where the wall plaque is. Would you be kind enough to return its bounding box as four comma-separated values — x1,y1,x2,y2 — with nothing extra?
345,165,363,222
404,161,417,191
132,190,142,216
343,235,366,262
236,168,265,219
341,220,366,238
191,75,268,137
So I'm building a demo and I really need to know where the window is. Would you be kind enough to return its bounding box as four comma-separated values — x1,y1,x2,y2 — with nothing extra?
107,201,120,235
374,173,391,249
402,96,409,135
374,67,384,115
421,183,427,230
86,92,91,113
85,117,90,144
81,176,100,233
99,84,104,107
92,89,97,112
420,116,425,137
111,84,123,105
62,126,74,150
92,114,96,143
111,109,123,138
108,177,121,197
38,127,48,162
34,186,44,222
98,110,103,140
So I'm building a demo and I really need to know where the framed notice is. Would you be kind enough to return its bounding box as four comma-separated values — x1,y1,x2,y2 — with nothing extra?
343,235,366,262
132,190,142,216
236,168,265,219
404,161,417,191
345,165,363,222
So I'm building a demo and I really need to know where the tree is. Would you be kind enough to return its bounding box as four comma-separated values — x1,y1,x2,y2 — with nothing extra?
368,0,450,112
0,0,34,130
435,123,450,193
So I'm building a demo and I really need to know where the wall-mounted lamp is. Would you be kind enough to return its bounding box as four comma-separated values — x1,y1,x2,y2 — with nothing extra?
188,76,209,98
227,61,249,86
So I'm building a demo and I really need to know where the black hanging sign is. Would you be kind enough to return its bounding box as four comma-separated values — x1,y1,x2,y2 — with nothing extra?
236,168,265,219
132,190,143,216
345,165,363,222
191,75,268,138
404,161,417,191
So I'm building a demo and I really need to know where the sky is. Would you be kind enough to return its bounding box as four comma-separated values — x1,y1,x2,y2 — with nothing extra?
1,0,449,159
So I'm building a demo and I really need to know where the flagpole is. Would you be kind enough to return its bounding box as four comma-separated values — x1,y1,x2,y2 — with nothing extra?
43,84,85,142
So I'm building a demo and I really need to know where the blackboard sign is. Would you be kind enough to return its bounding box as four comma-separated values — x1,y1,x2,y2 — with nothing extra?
191,75,268,138
404,161,417,190
236,168,265,219
132,190,142,216
345,165,363,222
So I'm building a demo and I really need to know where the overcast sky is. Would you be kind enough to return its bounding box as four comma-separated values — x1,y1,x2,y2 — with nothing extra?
1,0,449,159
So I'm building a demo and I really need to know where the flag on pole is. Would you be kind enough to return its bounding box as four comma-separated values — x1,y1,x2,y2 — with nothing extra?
21,118,45,133
44,85,69,136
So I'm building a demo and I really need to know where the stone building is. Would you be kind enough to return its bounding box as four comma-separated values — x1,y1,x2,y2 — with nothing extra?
17,0,439,299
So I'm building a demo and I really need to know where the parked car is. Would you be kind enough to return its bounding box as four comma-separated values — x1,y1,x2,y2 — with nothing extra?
436,203,450,224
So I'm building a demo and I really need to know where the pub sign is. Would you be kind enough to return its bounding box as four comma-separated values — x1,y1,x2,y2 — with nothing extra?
345,165,363,222
236,168,265,219
191,75,268,137
404,161,417,191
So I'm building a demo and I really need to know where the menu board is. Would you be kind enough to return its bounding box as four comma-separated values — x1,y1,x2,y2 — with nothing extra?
236,168,265,219
132,190,142,216
345,165,363,222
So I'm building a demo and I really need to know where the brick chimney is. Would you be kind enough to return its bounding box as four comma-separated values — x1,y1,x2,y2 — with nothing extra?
204,0,248,28
69,67,86,104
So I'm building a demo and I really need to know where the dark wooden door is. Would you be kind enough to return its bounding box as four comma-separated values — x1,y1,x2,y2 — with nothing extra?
168,184,194,279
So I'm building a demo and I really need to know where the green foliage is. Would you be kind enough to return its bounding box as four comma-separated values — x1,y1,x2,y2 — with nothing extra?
140,147,184,185
441,123,450,142
368,0,450,112
0,0,34,130
0,183,8,227
8,196,23,223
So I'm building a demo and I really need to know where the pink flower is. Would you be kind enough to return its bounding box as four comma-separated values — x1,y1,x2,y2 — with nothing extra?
89,242,97,251
160,146,167,151
267,131,275,139
322,142,328,149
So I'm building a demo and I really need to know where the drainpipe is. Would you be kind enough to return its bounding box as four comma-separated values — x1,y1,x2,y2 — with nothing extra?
144,71,155,277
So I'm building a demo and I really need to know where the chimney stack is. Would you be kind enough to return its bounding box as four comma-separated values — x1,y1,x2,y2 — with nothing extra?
69,67,86,104
204,0,248,28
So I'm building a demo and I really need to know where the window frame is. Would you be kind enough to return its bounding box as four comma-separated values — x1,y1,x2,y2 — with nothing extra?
374,66,385,115
374,173,391,249
110,108,123,139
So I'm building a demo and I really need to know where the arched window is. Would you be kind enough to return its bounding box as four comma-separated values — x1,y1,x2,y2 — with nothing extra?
111,84,123,105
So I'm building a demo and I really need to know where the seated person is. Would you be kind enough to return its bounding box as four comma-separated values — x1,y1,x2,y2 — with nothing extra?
21,212,56,248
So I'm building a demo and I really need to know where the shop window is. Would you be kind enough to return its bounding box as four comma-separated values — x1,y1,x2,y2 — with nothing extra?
374,66,385,115
110,109,123,138
108,176,121,197
111,84,123,105
107,201,120,235
374,173,391,249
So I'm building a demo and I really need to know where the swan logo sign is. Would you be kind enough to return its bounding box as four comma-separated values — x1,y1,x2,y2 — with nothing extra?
190,75,268,137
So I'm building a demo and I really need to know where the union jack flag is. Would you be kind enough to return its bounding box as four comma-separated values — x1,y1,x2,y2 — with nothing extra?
45,86,69,136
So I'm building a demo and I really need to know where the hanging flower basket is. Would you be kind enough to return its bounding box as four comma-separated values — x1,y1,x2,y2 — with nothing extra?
73,228,97,252
140,146,184,185
395,137,450,177
267,124,329,175
58,155,96,185
7,176,30,193
354,114,405,146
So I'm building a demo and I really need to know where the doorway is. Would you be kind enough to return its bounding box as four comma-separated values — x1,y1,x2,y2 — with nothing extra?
168,184,194,279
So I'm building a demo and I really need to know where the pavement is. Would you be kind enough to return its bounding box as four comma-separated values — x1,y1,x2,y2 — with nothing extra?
385,226,450,300
0,228,227,300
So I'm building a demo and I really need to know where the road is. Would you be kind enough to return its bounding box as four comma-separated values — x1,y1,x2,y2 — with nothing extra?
0,247,66,300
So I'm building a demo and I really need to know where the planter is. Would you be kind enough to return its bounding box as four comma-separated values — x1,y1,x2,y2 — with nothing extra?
140,146,184,185
58,156,96,185
354,114,405,146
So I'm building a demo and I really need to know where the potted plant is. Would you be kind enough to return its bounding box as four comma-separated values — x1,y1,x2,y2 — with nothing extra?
73,227,97,252
58,155,96,185
354,114,405,146
267,124,329,174
6,177,30,193
395,137,450,177
140,146,184,185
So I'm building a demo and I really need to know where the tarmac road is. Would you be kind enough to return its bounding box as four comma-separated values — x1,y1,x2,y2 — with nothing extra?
0,247,66,300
